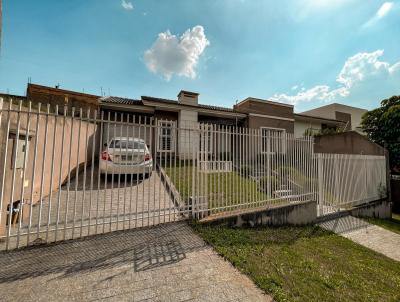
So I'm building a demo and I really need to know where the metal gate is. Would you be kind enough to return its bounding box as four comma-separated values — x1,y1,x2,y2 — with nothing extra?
0,101,196,250
0,99,388,250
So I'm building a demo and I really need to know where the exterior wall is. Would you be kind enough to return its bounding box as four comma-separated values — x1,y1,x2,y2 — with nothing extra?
178,110,198,159
0,106,98,235
235,99,293,119
294,120,322,138
27,84,99,115
314,131,385,156
247,115,294,133
301,103,367,131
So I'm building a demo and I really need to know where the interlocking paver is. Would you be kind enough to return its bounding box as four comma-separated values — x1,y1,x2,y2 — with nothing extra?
0,222,272,302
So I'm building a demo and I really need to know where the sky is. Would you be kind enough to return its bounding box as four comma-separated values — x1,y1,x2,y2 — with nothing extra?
0,0,399,112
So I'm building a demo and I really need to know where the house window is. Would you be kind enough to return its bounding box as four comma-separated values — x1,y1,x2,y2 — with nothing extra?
199,124,213,155
261,127,286,154
158,120,175,152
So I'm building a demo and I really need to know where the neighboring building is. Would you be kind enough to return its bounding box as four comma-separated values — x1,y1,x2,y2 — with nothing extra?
300,103,367,133
26,83,100,114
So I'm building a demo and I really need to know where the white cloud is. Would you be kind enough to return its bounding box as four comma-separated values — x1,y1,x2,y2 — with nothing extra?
144,25,210,81
291,85,298,90
363,2,394,27
121,0,133,10
377,2,394,18
270,50,400,106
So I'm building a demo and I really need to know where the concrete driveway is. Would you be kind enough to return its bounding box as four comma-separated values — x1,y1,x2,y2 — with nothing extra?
0,222,272,302
2,166,182,250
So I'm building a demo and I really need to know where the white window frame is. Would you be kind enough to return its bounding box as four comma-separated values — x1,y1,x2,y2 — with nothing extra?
157,120,176,152
260,126,287,154
199,124,213,155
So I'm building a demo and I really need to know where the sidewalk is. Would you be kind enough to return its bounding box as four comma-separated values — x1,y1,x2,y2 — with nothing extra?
318,215,400,262
0,222,272,302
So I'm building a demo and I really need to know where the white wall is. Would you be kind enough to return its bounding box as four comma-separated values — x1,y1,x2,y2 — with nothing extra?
301,103,367,131
178,110,199,159
294,120,322,138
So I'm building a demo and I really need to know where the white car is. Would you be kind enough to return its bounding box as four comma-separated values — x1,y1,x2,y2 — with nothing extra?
99,137,153,177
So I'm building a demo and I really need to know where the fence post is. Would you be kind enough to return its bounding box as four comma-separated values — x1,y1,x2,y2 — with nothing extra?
384,143,392,203
317,153,323,215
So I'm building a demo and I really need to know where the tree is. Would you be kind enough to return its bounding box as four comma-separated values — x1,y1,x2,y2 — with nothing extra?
361,96,400,173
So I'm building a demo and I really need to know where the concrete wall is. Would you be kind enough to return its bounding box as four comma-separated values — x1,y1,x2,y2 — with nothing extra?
314,131,385,156
0,106,98,235
350,199,392,219
201,200,317,226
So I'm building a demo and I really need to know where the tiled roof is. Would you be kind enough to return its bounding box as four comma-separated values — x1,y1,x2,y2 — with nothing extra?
100,96,142,105
142,96,236,113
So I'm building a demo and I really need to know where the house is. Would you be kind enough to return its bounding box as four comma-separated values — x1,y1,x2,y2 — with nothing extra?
99,90,347,155
300,103,367,133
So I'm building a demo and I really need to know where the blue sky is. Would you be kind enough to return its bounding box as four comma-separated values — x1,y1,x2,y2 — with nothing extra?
0,0,399,112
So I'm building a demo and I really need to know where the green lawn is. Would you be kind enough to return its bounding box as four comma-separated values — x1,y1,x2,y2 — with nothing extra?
164,164,286,213
364,213,400,235
192,223,400,302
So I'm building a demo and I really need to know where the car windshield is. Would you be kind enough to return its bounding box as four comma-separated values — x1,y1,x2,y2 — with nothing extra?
109,140,145,149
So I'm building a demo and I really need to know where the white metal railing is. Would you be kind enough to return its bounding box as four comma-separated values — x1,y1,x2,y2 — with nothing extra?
316,153,387,216
199,161,233,172
0,100,388,249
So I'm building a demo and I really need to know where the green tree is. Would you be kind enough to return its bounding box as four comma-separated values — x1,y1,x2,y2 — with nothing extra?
361,96,400,172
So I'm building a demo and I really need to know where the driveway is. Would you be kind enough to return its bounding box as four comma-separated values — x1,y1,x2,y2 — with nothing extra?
2,166,182,250
0,222,272,302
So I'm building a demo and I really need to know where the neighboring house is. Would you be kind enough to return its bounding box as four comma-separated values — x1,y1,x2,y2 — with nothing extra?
300,103,368,133
26,83,100,114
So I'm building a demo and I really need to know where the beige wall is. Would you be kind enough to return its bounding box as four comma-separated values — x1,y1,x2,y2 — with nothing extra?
0,107,98,234
301,103,367,131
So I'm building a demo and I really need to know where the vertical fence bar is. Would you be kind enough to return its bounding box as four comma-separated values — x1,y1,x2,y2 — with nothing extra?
88,109,97,235
0,99,11,232
26,103,41,245
71,108,83,239
45,105,59,243
36,104,50,242
54,106,67,241
16,102,32,248
6,100,23,249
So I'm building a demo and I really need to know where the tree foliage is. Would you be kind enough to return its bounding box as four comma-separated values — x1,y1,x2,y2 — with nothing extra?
361,96,400,172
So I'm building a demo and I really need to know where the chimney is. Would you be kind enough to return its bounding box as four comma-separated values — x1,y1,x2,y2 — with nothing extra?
177,90,199,106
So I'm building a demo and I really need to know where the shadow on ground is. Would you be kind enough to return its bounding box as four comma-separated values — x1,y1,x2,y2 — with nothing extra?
0,222,206,283
317,214,372,234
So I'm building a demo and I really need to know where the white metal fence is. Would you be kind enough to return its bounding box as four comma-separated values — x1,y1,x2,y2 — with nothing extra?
316,153,387,216
0,100,388,250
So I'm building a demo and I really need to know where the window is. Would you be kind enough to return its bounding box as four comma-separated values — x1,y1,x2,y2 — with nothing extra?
109,139,145,150
158,121,175,152
199,124,213,154
261,127,286,154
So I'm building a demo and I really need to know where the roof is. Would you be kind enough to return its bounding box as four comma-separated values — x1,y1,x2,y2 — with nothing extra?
236,97,294,108
294,113,346,124
141,96,237,113
27,83,99,99
301,102,368,114
100,96,142,105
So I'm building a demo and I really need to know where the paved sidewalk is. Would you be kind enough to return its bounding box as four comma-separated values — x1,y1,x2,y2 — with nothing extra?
318,215,400,262
0,222,272,302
